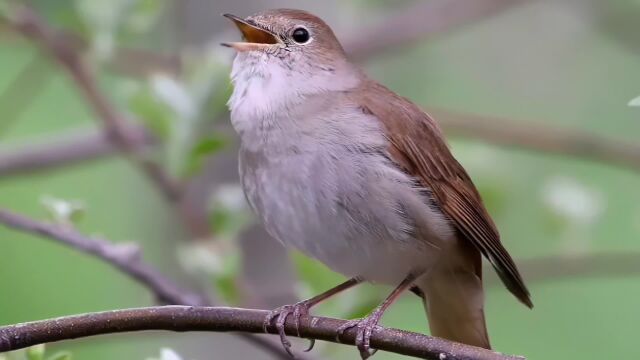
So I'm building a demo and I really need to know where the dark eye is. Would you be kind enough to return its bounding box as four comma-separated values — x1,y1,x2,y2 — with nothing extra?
291,27,310,44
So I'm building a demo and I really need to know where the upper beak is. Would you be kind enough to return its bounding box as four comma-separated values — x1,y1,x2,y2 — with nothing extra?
222,14,281,52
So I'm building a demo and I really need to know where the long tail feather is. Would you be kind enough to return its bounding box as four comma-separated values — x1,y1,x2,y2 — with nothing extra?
417,244,491,349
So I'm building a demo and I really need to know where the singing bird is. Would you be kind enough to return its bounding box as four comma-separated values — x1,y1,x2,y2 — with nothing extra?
223,9,532,358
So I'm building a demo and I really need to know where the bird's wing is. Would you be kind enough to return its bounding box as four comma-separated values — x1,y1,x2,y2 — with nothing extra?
352,81,532,307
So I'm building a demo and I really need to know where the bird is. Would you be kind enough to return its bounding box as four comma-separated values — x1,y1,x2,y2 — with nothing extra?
222,9,532,359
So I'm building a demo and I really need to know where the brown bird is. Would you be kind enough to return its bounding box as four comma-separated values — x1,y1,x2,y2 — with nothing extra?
223,9,532,359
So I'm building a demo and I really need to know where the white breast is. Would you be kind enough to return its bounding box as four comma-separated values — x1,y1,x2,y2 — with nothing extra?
228,54,455,285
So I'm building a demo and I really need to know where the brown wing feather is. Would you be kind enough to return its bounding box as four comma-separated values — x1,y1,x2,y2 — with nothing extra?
353,80,533,308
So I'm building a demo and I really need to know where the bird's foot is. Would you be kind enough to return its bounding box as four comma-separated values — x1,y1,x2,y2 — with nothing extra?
336,309,383,359
263,301,315,356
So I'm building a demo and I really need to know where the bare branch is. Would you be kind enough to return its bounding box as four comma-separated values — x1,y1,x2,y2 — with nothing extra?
5,207,632,358
3,106,638,179
0,208,310,360
1,1,637,178
0,125,152,177
432,109,640,172
0,51,52,136
0,208,206,306
6,6,183,202
109,47,181,77
486,252,640,286
345,0,528,61
0,306,523,360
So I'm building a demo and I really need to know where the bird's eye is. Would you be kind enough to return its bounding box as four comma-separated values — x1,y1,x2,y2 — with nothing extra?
291,27,310,44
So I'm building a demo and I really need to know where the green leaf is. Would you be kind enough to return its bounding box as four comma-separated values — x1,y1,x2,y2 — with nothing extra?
47,352,72,360
148,74,201,177
184,135,229,175
208,207,251,239
213,252,241,304
0,1,9,18
207,185,252,238
126,83,174,139
192,136,228,155
40,196,86,225
181,46,231,124
74,0,134,60
125,0,166,33
146,347,184,360
215,272,240,304
476,182,508,216
209,208,234,235
342,288,383,319
26,345,46,360
292,253,345,295
150,75,196,121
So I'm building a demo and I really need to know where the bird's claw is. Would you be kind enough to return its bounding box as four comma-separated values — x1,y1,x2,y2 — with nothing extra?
263,301,313,357
336,313,382,360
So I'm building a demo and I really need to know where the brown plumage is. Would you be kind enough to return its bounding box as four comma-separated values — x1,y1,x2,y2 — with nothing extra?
225,8,532,355
351,79,532,348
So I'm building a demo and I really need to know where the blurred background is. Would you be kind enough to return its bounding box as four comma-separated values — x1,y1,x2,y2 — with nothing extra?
1,0,639,359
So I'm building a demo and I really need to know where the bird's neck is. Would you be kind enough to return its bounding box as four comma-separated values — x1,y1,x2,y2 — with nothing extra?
228,52,362,135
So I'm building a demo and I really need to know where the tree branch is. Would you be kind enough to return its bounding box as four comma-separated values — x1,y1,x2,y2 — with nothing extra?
432,109,640,172
0,208,308,360
0,125,152,178
1,1,638,177
0,306,523,360
2,107,637,179
345,0,528,61
6,6,183,202
0,208,207,306
486,252,640,286
0,51,52,137
4,207,636,358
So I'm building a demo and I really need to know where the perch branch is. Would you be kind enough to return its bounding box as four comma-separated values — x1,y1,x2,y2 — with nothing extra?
0,209,307,360
0,306,523,360
3,6,302,358
6,6,183,202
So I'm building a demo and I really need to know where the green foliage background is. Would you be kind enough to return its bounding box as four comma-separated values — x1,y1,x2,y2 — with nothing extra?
1,1,640,359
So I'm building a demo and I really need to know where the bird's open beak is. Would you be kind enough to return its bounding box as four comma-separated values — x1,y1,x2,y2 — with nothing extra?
222,14,281,52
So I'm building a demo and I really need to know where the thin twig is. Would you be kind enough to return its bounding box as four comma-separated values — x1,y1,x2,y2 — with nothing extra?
0,208,308,360
0,51,51,137
486,252,640,286
0,306,524,360
0,125,152,177
7,6,183,202
431,109,640,172
345,0,528,61
2,106,638,179
0,208,207,306
4,6,221,238
0,1,637,177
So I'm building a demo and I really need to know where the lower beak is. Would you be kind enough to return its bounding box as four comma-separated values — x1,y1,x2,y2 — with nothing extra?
222,14,281,52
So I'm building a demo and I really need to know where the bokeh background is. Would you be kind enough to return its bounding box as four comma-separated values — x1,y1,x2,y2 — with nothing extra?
1,0,640,359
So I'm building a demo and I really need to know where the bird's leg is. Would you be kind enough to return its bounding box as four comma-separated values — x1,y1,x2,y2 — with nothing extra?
264,277,363,356
337,273,420,360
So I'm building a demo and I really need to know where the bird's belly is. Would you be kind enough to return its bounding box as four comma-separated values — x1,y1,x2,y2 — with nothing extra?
240,148,452,285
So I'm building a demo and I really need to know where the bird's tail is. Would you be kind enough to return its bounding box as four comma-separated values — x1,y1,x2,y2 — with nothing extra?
416,246,491,349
